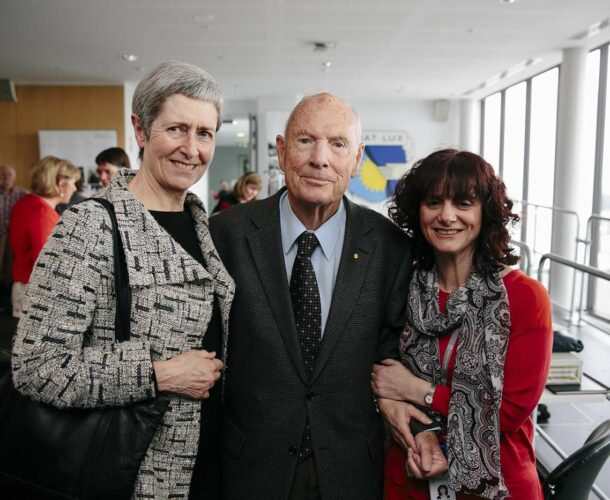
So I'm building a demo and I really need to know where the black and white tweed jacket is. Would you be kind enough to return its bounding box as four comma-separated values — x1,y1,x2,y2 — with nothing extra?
12,170,234,498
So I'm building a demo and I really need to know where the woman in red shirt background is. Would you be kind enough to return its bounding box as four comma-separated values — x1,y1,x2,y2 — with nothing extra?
9,155,80,317
373,149,553,500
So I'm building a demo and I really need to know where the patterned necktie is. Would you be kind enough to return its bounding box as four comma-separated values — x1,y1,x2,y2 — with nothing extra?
290,231,321,462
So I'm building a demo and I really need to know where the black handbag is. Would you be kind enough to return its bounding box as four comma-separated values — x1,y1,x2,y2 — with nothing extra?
0,198,169,500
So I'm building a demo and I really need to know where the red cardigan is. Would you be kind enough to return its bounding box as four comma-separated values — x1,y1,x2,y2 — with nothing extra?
385,270,553,500
9,194,60,283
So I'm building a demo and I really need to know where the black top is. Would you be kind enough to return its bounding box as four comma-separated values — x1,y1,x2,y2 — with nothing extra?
149,207,222,499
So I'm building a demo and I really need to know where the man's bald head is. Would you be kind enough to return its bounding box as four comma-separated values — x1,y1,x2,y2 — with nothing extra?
284,93,362,144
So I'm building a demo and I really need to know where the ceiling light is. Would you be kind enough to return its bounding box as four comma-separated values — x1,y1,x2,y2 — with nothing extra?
569,18,610,41
499,0,516,3
120,54,138,62
236,132,246,138
586,18,610,38
323,61,332,68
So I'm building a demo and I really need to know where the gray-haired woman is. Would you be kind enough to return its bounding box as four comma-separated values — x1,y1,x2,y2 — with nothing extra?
11,61,234,499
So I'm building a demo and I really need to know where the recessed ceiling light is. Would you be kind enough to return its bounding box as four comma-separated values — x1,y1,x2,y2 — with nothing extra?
120,54,138,62
499,0,516,3
236,132,246,138
323,61,332,68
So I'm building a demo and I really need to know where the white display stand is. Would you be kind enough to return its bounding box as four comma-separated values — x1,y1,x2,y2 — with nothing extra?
38,130,118,179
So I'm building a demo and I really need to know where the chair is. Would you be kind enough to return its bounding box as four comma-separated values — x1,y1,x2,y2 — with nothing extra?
542,419,610,499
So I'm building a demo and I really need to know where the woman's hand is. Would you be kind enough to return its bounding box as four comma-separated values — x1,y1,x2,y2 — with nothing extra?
406,434,448,479
377,398,432,451
372,359,431,405
153,350,223,399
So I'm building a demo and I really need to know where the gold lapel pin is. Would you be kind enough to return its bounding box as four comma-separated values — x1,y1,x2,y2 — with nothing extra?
353,253,359,260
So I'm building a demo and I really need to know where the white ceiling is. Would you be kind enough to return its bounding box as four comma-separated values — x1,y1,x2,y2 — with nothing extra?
1,0,610,104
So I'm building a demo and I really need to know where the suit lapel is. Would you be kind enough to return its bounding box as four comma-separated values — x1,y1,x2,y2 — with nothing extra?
311,200,376,383
190,198,235,365
246,194,307,384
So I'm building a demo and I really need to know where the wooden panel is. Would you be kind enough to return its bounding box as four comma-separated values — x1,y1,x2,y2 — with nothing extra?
0,85,124,188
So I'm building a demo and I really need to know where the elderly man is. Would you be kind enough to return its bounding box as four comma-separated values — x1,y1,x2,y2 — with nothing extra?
0,164,26,310
209,93,443,500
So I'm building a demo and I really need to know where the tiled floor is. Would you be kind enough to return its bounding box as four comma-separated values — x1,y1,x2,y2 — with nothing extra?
536,317,610,499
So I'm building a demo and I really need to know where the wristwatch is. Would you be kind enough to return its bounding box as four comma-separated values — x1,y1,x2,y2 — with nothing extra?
424,384,436,406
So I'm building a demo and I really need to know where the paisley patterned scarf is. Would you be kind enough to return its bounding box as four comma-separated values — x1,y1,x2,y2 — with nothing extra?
399,267,511,500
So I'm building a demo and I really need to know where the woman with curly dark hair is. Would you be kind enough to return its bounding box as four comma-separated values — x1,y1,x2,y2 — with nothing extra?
372,149,553,500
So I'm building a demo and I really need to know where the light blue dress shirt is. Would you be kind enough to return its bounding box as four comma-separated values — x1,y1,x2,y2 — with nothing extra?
279,190,346,336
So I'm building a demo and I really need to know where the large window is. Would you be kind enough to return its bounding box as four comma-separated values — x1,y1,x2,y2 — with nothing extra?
529,68,558,208
603,48,610,217
482,93,501,172
526,68,559,257
481,47,610,327
591,46,610,320
481,69,559,271
502,82,526,202
579,50,600,224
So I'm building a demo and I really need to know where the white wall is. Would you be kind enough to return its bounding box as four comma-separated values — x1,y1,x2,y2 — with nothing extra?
123,81,140,169
352,98,461,164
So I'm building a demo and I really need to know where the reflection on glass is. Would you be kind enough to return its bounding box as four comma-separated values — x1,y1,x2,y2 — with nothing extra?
526,68,559,257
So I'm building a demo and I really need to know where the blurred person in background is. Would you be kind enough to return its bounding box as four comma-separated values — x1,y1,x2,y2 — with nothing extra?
0,164,26,313
9,156,80,318
212,171,262,213
56,175,87,214
95,146,131,187
213,179,230,200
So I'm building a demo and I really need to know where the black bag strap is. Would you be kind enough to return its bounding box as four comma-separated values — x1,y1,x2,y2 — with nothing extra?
89,198,132,343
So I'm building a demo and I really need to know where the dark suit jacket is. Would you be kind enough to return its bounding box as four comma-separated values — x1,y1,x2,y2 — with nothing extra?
209,190,411,500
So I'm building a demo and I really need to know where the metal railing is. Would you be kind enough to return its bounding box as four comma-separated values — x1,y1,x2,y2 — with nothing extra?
537,253,610,286
510,239,532,276
537,253,610,316
517,201,584,321
516,200,582,262
579,214,610,322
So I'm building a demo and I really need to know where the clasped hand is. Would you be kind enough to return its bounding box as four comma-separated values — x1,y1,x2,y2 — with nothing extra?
153,349,223,399
373,359,448,479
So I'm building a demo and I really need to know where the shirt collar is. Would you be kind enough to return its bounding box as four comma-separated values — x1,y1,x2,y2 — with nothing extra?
279,191,346,262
